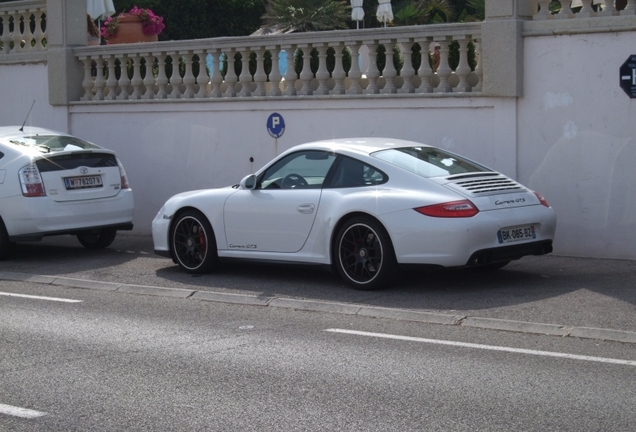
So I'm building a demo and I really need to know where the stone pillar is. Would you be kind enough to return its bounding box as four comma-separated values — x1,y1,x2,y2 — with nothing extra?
47,0,86,106
481,0,533,97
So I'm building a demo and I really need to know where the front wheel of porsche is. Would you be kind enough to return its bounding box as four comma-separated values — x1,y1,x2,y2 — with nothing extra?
334,217,398,290
171,210,219,274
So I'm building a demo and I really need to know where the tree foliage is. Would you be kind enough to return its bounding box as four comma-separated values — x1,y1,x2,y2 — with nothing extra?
261,0,351,33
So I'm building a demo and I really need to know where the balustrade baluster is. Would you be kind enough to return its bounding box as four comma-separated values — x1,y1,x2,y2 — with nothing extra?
224,49,238,97
80,57,93,101
298,44,314,96
93,55,105,100
331,43,346,95
267,46,282,96
155,53,169,99
454,37,472,93
182,51,196,98
315,43,330,95
142,53,156,99
398,40,415,94
282,45,297,96
105,56,118,100
555,0,571,18
1,12,11,53
117,55,131,100
21,12,34,52
473,39,483,92
381,40,397,94
11,13,22,53
33,9,44,50
365,42,380,94
434,40,452,93
346,44,363,95
168,52,183,99
195,50,208,98
253,47,267,96
416,39,434,93
238,48,252,97
209,50,224,98
577,0,595,17
130,55,143,99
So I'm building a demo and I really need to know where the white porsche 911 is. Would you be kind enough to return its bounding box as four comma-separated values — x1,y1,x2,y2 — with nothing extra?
0,126,134,259
152,138,556,290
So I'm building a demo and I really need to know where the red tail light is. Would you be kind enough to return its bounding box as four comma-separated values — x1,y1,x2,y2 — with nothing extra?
18,163,46,197
117,159,130,189
534,192,550,208
414,200,479,218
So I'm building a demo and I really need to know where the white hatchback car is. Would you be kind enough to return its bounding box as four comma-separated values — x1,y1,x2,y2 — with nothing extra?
0,126,134,258
152,137,556,290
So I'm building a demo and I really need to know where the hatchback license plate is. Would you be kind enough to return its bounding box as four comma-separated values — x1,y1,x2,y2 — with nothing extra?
64,175,103,190
497,225,536,244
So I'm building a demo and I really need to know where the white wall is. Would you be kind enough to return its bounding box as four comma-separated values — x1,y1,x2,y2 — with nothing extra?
520,31,636,259
69,97,516,236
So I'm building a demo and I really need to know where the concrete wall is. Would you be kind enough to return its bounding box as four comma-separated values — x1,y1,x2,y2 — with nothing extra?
520,30,636,259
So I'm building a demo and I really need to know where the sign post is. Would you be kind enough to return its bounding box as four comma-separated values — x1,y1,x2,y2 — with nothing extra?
619,55,636,99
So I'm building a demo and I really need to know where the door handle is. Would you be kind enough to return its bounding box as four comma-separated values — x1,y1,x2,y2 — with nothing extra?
297,203,315,214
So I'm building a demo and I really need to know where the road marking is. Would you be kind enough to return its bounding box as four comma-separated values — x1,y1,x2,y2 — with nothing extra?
0,403,47,419
0,292,82,303
325,329,636,366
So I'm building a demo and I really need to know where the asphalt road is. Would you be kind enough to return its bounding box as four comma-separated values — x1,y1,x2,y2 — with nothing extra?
1,234,635,342
1,282,635,431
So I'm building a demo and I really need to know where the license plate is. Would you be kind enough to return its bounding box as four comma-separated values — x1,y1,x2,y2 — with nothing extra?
497,225,536,244
64,175,103,190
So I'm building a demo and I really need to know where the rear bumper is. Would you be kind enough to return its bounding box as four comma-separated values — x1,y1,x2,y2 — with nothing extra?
465,240,553,266
9,222,133,242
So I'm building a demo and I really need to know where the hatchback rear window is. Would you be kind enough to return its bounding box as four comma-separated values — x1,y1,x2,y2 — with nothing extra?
9,135,101,153
372,146,490,178
36,153,118,172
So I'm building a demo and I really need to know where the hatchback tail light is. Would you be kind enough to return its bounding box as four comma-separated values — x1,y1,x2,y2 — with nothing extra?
415,200,479,218
117,158,130,189
18,163,46,197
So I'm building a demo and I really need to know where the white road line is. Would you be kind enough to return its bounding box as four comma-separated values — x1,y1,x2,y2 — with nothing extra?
0,403,47,419
0,292,82,303
325,328,636,367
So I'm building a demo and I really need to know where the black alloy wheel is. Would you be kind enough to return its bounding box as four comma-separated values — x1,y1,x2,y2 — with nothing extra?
334,216,398,290
171,210,219,274
76,227,117,249
0,219,11,259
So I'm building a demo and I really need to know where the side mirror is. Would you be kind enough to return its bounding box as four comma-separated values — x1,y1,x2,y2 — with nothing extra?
240,174,257,190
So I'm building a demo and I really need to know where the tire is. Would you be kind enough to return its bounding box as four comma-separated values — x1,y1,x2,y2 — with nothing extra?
77,227,117,249
171,210,219,274
0,219,11,260
333,216,398,290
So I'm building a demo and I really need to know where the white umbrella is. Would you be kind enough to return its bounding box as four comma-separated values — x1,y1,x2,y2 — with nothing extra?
87,0,115,21
351,0,364,29
376,0,393,27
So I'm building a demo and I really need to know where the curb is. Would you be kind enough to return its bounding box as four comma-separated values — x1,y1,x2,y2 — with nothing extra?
2,271,635,344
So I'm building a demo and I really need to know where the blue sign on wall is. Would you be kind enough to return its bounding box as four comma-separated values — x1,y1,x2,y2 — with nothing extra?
267,113,285,138
620,55,636,99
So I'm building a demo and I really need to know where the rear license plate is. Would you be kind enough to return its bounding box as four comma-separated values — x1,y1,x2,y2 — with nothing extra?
497,225,536,244
64,175,103,190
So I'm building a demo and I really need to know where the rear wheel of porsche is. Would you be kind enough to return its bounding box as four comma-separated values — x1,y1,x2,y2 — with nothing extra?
171,210,219,274
334,216,398,290
0,219,12,260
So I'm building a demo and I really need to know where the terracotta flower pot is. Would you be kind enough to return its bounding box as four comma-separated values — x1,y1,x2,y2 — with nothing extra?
106,15,158,45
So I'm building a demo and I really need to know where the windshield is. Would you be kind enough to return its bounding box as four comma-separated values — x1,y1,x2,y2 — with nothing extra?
372,146,490,178
8,135,101,153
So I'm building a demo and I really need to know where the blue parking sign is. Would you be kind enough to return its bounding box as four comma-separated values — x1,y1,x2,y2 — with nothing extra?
267,113,285,138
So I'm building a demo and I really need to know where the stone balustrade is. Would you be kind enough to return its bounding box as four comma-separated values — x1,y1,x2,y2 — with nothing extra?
73,24,483,102
532,0,636,18
0,0,47,54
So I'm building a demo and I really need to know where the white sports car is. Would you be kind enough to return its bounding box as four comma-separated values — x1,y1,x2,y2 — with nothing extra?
0,126,134,258
152,138,556,290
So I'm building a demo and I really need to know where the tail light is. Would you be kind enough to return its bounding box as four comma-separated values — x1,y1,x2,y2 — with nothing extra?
117,158,130,189
18,163,46,197
415,200,479,218
534,192,550,208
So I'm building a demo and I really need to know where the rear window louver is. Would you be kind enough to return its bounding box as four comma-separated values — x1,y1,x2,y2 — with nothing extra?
449,173,524,195
36,153,117,172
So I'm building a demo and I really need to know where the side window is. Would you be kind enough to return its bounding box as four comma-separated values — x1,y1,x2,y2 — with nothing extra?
259,150,336,190
327,156,388,188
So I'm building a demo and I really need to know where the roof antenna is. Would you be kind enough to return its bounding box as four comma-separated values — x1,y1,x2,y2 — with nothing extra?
19,100,36,132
